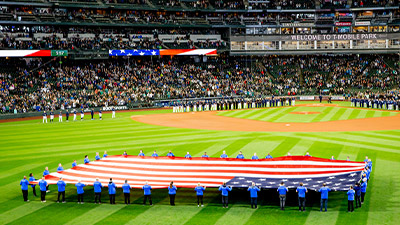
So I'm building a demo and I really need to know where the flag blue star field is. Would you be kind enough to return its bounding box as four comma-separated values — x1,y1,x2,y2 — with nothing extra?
32,156,365,191
109,50,159,56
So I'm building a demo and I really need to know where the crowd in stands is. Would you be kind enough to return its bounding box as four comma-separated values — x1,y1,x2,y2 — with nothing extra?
0,55,399,114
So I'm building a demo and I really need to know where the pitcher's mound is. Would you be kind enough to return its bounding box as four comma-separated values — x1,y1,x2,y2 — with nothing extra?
290,111,320,115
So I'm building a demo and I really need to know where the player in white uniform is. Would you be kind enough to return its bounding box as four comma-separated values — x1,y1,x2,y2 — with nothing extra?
99,109,102,120
42,111,48,123
112,107,116,118
73,109,77,121
50,111,54,122
58,111,63,122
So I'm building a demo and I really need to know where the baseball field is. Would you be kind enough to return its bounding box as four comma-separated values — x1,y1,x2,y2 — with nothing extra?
1,101,399,225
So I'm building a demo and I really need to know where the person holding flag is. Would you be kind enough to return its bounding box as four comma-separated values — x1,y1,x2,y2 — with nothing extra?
277,182,288,210
347,186,355,212
168,181,177,206
296,182,308,211
20,176,29,202
142,181,153,205
39,177,48,202
57,177,66,203
108,178,116,204
247,182,260,209
122,180,132,205
319,183,331,212
29,173,37,197
94,178,103,204
194,183,206,207
75,180,86,204
219,182,232,208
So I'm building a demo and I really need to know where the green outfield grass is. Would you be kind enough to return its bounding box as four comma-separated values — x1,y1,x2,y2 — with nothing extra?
0,103,399,225
217,103,399,123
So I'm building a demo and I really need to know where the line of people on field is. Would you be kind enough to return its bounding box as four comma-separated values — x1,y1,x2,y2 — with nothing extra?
172,97,296,113
42,107,116,123
20,152,372,211
351,97,400,110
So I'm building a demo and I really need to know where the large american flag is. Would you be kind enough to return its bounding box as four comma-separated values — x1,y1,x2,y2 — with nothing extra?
35,156,365,191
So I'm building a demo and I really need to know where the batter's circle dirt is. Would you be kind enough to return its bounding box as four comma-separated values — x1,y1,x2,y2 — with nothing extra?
131,106,400,132
289,111,321,115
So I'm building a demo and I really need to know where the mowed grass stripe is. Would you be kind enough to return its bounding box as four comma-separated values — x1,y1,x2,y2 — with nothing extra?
329,108,347,121
319,107,341,122
337,108,354,121
269,107,298,122
345,108,362,120
125,205,199,225
251,108,282,121
270,137,302,156
214,207,258,225
367,159,400,225
65,204,126,225
1,202,53,224
288,139,316,155
311,107,335,122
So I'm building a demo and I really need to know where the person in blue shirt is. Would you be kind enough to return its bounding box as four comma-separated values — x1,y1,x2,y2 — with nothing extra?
296,182,308,211
319,183,331,212
91,109,94,120
75,180,86,204
43,167,50,192
39,177,48,202
95,152,101,161
103,151,108,158
122,180,131,205
152,151,158,157
20,176,29,202
361,178,367,204
185,152,192,159
84,155,90,164
138,150,145,157
123,151,128,156
265,153,273,159
168,181,177,206
347,186,355,212
346,156,351,161
218,182,232,208
108,178,116,204
247,182,260,209
57,163,64,172
142,181,152,205
94,178,103,204
201,152,209,158
277,182,288,210
57,177,66,203
194,183,206,207
29,173,37,197
43,167,50,176
236,151,245,159
220,151,228,158
305,152,311,157
251,153,259,160
72,160,77,168
166,150,175,157
330,156,335,160
354,183,361,208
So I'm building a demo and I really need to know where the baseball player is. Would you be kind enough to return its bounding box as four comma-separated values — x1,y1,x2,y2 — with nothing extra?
80,110,84,121
112,107,116,118
42,111,48,123
73,109,77,121
58,111,63,122
91,109,94,120
50,110,54,123
99,109,102,120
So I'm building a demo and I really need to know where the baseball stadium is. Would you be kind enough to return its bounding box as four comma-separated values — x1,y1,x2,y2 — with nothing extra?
1,0,400,224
